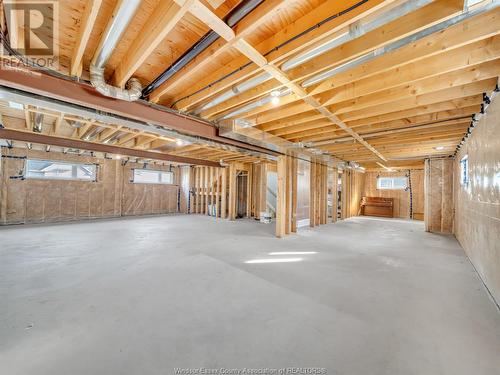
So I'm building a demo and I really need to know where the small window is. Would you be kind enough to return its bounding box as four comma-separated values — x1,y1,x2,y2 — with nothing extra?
377,176,407,190
133,169,173,185
25,159,97,181
460,155,469,185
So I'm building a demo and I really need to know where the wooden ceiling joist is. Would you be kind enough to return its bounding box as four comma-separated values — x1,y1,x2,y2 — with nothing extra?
175,0,388,161
112,0,194,88
70,0,103,76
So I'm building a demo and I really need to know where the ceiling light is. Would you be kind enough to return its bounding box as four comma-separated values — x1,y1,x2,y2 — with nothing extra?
435,146,445,151
176,139,184,146
271,96,280,106
270,90,281,97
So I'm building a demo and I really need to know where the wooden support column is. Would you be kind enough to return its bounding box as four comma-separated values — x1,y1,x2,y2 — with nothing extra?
228,163,237,220
221,167,227,219
209,167,214,216
191,167,200,214
215,168,220,218
203,167,209,215
291,157,298,233
189,166,195,214
331,168,338,223
259,163,267,220
285,156,292,235
320,164,327,225
246,164,252,218
276,156,287,238
310,161,316,227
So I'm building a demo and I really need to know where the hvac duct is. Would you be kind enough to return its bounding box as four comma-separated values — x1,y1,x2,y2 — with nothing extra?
29,112,44,133
90,0,142,102
142,0,265,98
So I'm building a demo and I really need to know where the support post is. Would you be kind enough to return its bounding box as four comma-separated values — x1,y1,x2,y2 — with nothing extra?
276,156,287,238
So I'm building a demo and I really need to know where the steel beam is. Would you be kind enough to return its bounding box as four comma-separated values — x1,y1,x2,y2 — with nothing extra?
0,128,221,167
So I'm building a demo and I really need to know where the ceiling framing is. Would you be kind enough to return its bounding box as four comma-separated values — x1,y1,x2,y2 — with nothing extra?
0,0,498,169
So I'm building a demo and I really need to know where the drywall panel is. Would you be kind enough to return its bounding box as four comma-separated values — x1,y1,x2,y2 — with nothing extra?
363,171,424,219
454,96,500,304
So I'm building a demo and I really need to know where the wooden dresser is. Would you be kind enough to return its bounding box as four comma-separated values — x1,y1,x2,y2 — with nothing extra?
360,197,394,218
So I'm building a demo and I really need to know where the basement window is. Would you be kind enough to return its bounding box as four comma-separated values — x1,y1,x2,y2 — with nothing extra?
377,176,407,190
133,169,173,185
460,155,469,185
25,159,97,182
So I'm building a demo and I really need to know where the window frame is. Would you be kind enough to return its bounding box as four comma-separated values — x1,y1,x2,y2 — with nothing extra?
376,176,408,190
132,168,174,185
24,159,98,182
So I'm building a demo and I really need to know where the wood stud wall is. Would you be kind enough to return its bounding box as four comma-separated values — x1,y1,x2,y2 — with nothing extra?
191,166,227,218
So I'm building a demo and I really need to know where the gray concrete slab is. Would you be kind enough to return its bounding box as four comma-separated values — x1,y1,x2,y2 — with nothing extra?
1,215,499,375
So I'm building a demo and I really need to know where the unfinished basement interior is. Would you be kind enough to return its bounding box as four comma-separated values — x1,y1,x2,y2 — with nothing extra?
0,0,499,373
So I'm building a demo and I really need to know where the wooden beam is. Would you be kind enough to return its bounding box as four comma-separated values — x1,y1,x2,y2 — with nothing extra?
162,0,389,109
112,0,192,87
71,0,103,76
180,0,386,161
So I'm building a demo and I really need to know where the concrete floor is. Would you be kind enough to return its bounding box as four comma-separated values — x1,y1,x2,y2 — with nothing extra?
1,215,499,375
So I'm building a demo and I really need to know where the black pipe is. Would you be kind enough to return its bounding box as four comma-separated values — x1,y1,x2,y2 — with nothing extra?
142,0,265,98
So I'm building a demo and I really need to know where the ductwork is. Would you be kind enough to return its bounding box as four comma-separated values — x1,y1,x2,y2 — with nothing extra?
90,65,142,102
30,112,44,133
90,0,142,102
142,0,265,98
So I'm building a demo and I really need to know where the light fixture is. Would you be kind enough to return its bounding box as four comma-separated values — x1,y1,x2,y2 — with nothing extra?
434,146,445,151
270,90,281,97
176,139,184,146
271,96,280,106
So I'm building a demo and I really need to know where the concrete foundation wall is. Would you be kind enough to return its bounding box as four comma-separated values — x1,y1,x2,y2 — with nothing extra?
454,96,500,304
0,148,180,225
